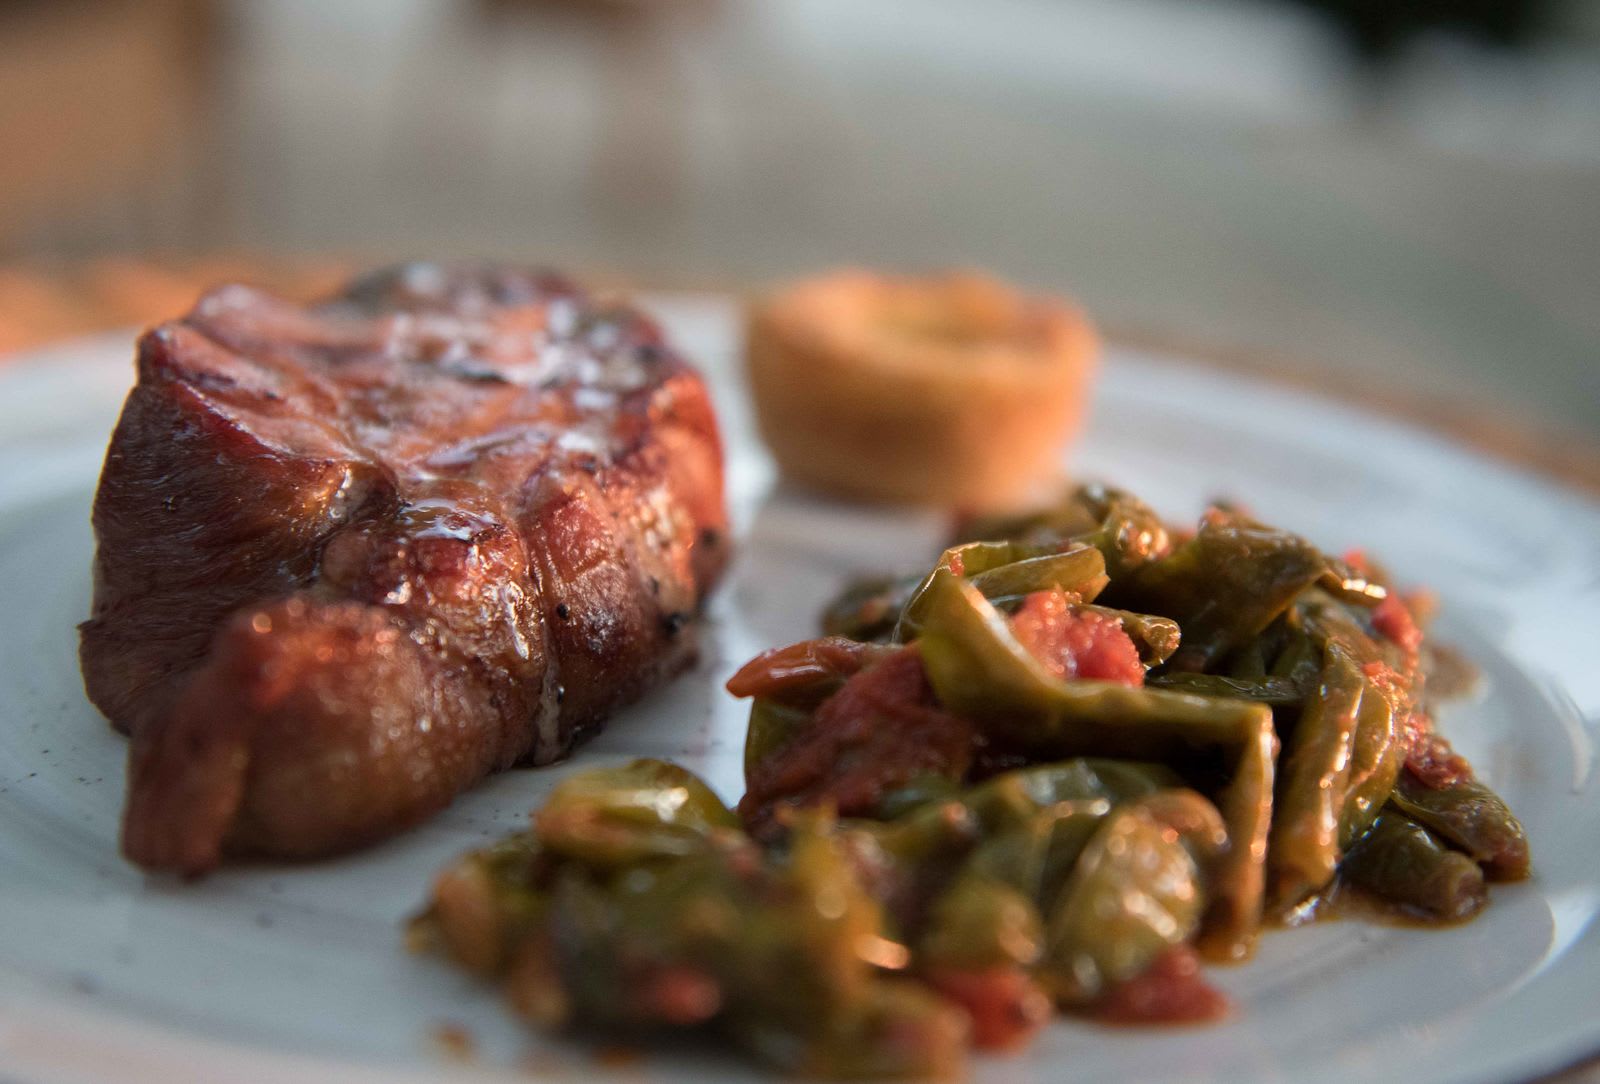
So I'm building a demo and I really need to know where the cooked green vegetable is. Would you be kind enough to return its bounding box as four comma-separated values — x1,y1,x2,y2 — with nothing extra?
534,758,739,866
744,698,816,778
1318,555,1389,607
1041,801,1210,1005
965,759,1181,822
1269,623,1322,690
1269,645,1366,909
915,572,1267,748
1340,812,1487,920
1337,677,1403,850
821,574,918,642
919,876,1044,971
1118,512,1328,672
1081,605,1182,667
913,570,1275,961
418,486,1529,1077
414,762,1215,1077
1149,672,1306,704
872,774,966,820
1390,774,1529,881
954,486,1102,551
959,800,1113,908
957,484,1173,580
426,782,972,1078
895,541,1108,642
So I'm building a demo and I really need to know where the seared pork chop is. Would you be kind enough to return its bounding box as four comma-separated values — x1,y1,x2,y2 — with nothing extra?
80,264,728,873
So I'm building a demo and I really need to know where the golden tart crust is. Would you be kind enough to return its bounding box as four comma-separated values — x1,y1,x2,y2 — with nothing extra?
746,269,1098,509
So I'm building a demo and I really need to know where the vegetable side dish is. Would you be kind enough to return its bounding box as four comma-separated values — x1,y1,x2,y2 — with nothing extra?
79,263,728,874
412,485,1527,1077
745,270,1097,509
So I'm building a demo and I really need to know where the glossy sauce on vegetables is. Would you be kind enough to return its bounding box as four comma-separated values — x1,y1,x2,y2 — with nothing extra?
738,646,977,833
415,484,1530,1080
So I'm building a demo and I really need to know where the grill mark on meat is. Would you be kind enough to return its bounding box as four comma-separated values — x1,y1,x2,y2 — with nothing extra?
80,263,728,872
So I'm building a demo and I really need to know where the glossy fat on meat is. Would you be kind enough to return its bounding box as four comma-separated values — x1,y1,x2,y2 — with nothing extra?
79,264,729,873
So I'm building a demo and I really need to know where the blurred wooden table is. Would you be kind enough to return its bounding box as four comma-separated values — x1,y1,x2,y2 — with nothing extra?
0,258,349,355
2,258,1595,500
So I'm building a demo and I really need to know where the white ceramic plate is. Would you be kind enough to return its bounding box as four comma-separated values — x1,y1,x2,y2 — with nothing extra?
1,297,1596,1084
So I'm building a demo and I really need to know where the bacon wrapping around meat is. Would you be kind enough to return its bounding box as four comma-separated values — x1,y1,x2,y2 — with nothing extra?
79,264,728,873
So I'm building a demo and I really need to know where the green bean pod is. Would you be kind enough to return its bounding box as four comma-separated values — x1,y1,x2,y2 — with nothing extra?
1269,645,1365,908
1149,672,1307,705
415,833,548,976
754,981,969,1080
534,758,740,866
1040,803,1208,1006
744,698,816,779
963,759,1180,830
1005,485,1171,580
1227,636,1271,680
871,774,967,821
1390,774,1530,881
1337,677,1403,850
1269,624,1322,690
961,799,1114,907
958,484,1173,580
820,574,919,642
1118,514,1329,672
1340,812,1486,921
1318,556,1390,607
895,541,1108,642
919,876,1046,972
1080,486,1176,579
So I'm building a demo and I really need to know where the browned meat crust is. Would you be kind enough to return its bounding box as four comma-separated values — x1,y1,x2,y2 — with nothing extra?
79,264,728,873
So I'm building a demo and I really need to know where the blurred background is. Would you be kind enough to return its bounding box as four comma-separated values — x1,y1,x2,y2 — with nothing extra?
0,0,1596,484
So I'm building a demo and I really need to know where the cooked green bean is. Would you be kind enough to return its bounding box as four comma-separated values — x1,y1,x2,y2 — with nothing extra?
1318,555,1389,607
1148,672,1307,705
964,760,1180,827
961,800,1112,907
534,758,740,866
1269,623,1321,688
954,485,1173,580
896,541,1108,642
919,876,1044,971
1269,645,1365,909
1337,678,1402,850
1390,774,1530,881
1118,513,1328,672
1080,605,1182,667
1040,802,1208,1005
1340,812,1486,921
744,698,816,778
821,574,919,642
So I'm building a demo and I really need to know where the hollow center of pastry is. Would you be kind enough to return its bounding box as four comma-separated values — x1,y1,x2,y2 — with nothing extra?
867,280,1050,358
879,307,998,349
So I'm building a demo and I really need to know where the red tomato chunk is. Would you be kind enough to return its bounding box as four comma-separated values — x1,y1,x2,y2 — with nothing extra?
1095,946,1230,1026
1372,593,1423,656
1008,588,1144,686
924,966,1052,1051
738,646,976,832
